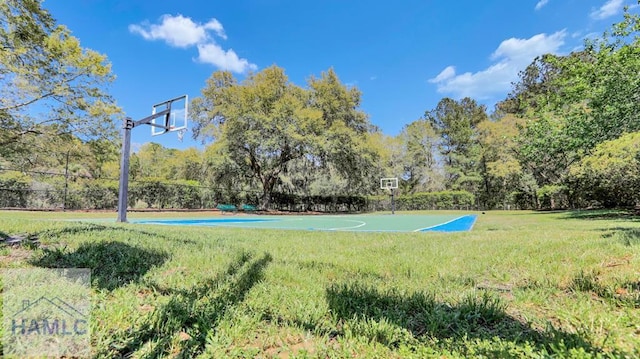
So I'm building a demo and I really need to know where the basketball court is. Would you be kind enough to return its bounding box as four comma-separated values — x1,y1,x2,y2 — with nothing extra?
113,96,476,233
133,214,478,233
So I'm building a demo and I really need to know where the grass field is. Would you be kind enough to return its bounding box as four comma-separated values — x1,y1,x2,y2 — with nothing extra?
0,210,639,358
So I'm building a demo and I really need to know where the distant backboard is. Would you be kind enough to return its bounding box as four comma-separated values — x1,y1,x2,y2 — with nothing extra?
151,95,188,136
380,177,398,190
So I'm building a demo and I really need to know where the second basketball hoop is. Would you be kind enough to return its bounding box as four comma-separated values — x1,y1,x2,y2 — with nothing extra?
380,177,398,214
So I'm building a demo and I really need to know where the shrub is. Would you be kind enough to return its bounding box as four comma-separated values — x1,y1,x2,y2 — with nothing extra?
0,172,31,207
369,190,476,211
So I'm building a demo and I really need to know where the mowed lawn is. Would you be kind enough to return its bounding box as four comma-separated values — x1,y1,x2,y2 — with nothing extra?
0,210,639,358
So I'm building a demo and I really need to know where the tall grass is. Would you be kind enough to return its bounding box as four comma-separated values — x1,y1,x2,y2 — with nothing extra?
0,210,639,358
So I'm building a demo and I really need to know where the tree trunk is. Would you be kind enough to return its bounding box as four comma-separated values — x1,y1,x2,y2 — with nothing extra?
261,175,277,210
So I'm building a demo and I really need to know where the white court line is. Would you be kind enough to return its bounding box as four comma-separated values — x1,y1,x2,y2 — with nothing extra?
413,215,467,232
327,219,367,231
469,216,478,230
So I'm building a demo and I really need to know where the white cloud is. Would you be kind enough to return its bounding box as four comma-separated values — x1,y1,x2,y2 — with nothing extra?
429,30,566,99
491,32,565,61
197,44,257,73
203,19,227,40
429,66,456,83
535,0,550,11
129,14,226,47
130,14,256,73
590,0,624,20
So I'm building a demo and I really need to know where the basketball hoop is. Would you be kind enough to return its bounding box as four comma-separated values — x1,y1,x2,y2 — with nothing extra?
151,95,188,136
380,177,398,190
380,177,399,215
117,94,188,223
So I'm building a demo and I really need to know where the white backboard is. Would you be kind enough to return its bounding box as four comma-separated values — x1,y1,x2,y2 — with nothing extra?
380,177,398,190
151,95,188,136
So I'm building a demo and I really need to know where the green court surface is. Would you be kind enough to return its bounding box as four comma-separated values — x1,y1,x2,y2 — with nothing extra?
134,213,478,233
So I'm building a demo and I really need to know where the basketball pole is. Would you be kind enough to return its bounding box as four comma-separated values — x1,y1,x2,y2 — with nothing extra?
117,118,133,223
391,188,395,215
116,108,171,223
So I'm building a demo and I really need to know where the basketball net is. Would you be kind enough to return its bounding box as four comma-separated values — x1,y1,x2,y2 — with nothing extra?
177,128,187,142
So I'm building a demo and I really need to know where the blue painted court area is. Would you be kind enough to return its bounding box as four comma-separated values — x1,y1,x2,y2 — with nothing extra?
418,215,478,232
135,214,478,233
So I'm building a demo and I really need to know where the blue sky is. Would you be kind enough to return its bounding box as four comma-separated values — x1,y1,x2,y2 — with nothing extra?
44,0,637,150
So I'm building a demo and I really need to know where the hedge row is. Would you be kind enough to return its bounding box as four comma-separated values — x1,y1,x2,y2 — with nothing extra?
269,192,367,212
368,191,476,211
0,178,221,210
0,172,31,207
269,190,474,212
0,175,476,212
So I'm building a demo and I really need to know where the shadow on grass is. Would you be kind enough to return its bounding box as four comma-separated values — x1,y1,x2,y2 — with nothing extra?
36,222,196,244
561,209,640,222
101,251,272,358
0,230,40,247
22,221,202,290
30,241,169,291
320,282,613,357
600,227,640,246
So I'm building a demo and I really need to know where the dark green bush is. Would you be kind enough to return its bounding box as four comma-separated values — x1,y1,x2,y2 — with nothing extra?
0,172,31,207
369,190,475,211
268,192,368,212
79,180,119,209
129,179,210,209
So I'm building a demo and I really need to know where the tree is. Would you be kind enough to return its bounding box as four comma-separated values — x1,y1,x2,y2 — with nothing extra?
424,97,488,193
575,12,640,150
396,119,442,193
191,66,324,207
307,68,377,194
499,5,640,206
175,148,205,181
477,114,529,208
569,132,640,207
83,139,119,179
365,131,401,183
133,143,169,179
516,114,572,184
191,66,378,207
0,0,120,159
204,139,263,205
496,55,563,116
